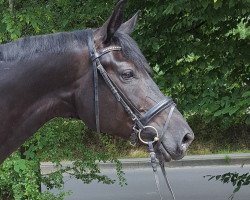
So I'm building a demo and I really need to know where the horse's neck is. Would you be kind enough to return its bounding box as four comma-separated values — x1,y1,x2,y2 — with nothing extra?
0,50,87,163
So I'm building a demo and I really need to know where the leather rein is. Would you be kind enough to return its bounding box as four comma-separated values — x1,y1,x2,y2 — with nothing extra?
87,30,176,200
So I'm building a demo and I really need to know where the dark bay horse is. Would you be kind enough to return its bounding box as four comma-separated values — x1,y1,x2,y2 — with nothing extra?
0,1,194,165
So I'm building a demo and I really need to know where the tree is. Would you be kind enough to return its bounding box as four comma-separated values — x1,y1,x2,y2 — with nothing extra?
126,0,249,125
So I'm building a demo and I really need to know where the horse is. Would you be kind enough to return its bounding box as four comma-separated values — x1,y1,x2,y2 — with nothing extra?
0,0,194,165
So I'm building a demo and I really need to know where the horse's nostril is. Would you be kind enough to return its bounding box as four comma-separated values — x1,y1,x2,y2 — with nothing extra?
182,133,194,145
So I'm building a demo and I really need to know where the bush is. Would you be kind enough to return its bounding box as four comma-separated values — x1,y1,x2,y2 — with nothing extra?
0,118,126,199
187,115,250,154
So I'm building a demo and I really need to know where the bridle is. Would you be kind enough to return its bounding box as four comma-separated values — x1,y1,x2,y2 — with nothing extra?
87,30,175,145
87,30,176,199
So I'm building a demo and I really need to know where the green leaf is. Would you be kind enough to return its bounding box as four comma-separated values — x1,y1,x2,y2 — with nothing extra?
245,116,250,125
13,159,26,173
228,107,239,116
214,110,223,117
201,1,209,9
242,91,250,97
163,5,174,15
213,0,222,9
233,186,241,193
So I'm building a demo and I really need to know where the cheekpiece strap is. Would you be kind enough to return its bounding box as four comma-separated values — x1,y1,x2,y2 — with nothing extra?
87,31,100,133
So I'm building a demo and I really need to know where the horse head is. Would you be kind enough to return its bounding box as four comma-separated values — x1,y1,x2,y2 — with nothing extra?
75,0,194,161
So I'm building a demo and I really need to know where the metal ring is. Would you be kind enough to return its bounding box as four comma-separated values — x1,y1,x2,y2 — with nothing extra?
138,126,159,144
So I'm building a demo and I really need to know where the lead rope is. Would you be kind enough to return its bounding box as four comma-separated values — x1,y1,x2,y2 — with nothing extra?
158,105,176,200
148,142,176,200
146,105,176,200
159,161,176,200
148,141,164,200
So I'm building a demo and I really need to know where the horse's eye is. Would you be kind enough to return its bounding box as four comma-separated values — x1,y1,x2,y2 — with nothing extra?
121,70,134,80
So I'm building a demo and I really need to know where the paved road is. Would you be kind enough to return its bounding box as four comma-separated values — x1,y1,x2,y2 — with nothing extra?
43,165,250,200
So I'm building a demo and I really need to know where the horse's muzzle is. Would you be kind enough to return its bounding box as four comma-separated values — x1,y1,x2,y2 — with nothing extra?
157,131,194,162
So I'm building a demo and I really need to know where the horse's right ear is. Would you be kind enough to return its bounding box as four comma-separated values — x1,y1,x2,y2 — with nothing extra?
118,11,140,35
95,0,126,44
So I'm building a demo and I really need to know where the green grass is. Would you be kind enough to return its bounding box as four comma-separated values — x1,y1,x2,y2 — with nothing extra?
120,145,250,159
216,149,250,154
187,148,250,156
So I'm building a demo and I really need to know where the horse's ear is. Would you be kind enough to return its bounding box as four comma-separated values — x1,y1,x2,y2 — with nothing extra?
95,0,126,44
118,11,140,35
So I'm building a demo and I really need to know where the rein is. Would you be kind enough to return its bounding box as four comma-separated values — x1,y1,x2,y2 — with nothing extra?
87,30,176,200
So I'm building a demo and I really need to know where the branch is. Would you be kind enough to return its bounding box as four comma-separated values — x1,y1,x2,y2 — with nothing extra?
9,0,14,12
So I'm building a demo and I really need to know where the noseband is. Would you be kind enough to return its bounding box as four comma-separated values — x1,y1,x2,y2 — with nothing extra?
87,30,176,199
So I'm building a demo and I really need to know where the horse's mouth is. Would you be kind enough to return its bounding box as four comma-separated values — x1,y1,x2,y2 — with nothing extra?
156,142,185,162
155,142,172,162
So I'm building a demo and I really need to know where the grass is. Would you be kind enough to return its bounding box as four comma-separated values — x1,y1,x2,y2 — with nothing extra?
216,149,250,154
187,141,250,155
126,149,148,158
120,144,250,159
224,155,231,164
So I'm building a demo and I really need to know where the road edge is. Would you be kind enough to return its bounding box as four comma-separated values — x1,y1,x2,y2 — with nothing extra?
40,153,250,173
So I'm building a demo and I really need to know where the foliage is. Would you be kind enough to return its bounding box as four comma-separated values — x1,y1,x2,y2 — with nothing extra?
0,118,126,199
125,0,250,128
205,170,250,199
0,154,70,199
187,114,250,155
0,0,113,42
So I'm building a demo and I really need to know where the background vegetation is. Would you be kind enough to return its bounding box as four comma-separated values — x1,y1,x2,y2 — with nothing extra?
0,0,249,199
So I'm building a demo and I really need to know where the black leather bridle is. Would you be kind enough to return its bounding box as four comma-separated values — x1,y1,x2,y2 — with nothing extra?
87,30,175,144
87,30,176,199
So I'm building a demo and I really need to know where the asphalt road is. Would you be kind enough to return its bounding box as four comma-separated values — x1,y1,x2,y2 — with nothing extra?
43,165,250,200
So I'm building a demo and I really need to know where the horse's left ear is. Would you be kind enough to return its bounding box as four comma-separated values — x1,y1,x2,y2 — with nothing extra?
118,11,140,35
95,0,126,44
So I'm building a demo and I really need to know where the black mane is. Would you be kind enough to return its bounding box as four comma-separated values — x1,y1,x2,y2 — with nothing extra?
0,29,152,74
0,30,89,62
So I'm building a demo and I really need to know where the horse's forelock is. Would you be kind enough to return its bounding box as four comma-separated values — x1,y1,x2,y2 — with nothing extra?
113,32,152,75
